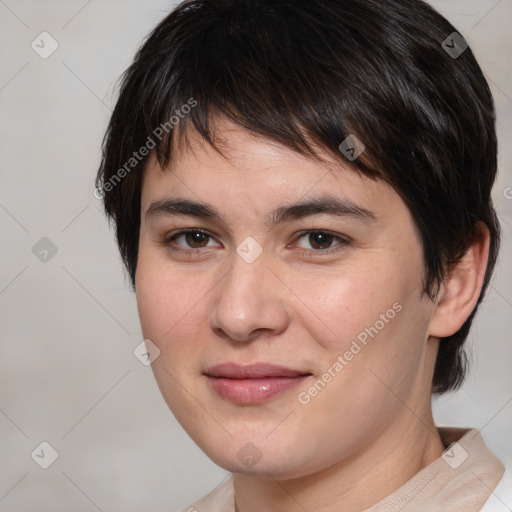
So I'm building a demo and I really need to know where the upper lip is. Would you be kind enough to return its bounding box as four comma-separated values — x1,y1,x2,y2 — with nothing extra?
204,363,311,379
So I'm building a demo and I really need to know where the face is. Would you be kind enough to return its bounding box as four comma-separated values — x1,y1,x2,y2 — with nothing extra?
136,117,438,479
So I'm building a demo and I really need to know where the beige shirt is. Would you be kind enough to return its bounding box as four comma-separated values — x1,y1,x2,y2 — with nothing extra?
180,427,505,512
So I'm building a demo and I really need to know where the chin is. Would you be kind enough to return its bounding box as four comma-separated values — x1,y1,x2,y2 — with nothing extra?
195,433,320,480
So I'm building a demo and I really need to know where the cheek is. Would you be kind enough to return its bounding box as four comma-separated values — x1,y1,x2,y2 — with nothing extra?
135,249,209,353
293,258,409,354
294,249,430,404
135,250,212,413
293,300,430,468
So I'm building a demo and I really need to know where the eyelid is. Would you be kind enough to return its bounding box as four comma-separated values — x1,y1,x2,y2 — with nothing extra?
290,230,351,254
293,229,351,244
160,228,222,249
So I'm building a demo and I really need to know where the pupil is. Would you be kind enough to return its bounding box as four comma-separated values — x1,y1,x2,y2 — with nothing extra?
310,232,332,249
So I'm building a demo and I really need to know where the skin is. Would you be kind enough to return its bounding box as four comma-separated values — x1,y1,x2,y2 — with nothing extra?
136,117,490,511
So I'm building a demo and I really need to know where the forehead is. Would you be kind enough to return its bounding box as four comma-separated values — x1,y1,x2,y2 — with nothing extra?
140,118,404,225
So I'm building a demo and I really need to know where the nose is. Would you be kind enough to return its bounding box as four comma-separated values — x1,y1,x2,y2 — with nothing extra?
208,249,291,343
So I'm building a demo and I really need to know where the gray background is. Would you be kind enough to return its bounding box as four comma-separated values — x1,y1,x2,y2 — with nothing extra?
1,1,511,510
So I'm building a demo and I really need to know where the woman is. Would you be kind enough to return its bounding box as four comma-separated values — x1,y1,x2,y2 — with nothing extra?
96,0,506,509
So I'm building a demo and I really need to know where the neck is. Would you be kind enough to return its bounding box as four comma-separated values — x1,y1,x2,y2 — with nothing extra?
233,411,445,512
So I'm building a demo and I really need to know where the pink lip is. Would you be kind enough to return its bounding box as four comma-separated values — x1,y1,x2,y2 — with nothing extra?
204,363,312,404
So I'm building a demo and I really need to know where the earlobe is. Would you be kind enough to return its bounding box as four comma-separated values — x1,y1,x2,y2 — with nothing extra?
429,223,490,338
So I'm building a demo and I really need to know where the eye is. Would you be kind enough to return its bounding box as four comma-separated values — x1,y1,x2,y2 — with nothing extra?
162,229,220,251
293,230,350,255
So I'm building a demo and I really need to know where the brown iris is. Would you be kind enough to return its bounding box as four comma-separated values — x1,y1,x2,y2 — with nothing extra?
308,231,334,250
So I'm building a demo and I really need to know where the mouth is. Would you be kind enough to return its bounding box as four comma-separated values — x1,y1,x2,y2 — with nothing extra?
203,363,313,404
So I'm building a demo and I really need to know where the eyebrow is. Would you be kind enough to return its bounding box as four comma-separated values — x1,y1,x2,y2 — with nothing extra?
145,195,377,227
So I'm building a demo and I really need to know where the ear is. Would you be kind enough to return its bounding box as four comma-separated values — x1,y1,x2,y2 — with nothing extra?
429,223,491,338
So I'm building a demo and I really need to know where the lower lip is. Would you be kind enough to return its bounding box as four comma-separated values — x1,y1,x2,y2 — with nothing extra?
206,375,311,404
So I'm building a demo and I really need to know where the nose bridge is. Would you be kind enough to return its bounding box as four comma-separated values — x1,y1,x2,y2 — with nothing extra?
227,254,266,305
209,248,289,341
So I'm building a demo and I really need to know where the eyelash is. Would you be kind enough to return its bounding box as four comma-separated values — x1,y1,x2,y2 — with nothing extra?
160,228,351,257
